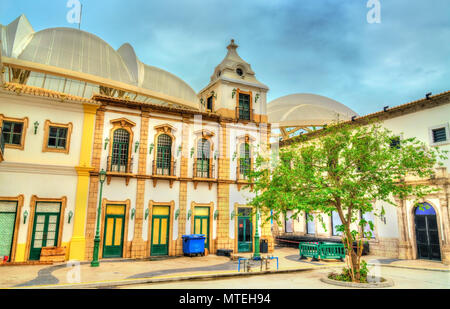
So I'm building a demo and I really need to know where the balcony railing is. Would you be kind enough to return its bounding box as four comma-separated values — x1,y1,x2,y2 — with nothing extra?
236,107,254,122
106,156,133,173
193,159,215,179
152,159,176,176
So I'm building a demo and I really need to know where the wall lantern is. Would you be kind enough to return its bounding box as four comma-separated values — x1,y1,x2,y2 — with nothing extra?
175,209,180,220
214,151,218,161
33,121,39,134
131,208,136,220
380,215,387,224
23,210,28,224
134,141,140,153
149,143,154,154
177,146,182,157
187,209,192,220
214,210,219,220
104,137,109,150
190,147,195,158
232,88,237,99
68,210,74,224
230,210,235,221
99,169,107,184
255,93,260,103
145,208,149,220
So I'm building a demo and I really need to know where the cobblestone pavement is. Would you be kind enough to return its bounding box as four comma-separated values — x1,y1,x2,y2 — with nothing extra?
0,247,448,288
123,267,450,289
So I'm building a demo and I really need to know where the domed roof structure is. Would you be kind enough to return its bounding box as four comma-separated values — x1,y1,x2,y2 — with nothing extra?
0,15,198,107
268,93,358,127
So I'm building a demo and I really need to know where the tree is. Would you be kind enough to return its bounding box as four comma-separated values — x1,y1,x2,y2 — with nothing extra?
248,122,447,282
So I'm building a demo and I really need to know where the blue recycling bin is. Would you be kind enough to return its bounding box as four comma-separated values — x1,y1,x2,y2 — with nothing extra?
182,234,206,255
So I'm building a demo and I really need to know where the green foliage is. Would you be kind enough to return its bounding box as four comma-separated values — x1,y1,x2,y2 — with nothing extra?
248,121,447,282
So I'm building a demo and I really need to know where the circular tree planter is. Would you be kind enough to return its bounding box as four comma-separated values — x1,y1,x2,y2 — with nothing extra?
321,275,394,288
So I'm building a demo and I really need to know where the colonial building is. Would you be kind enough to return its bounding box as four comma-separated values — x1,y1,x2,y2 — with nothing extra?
272,91,450,264
0,15,273,263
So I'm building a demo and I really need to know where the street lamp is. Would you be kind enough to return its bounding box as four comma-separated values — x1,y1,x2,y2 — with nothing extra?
253,210,260,259
91,169,107,267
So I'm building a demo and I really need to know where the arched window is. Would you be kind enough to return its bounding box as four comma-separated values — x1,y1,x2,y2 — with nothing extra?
196,138,210,178
239,143,251,179
111,129,130,172
156,134,172,175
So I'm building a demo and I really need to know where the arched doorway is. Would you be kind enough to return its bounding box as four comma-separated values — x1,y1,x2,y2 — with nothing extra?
414,203,441,261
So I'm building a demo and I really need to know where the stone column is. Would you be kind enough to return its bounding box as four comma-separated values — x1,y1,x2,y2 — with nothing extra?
175,116,190,255
216,121,232,250
439,191,450,264
84,106,105,260
396,198,413,260
131,111,149,258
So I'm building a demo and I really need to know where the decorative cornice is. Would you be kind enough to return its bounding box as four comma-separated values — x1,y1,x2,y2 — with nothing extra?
0,162,77,176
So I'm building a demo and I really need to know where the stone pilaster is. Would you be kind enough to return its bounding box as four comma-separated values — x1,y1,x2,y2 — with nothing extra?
84,106,105,260
216,122,233,250
176,116,190,255
396,198,413,260
439,190,450,264
131,112,149,258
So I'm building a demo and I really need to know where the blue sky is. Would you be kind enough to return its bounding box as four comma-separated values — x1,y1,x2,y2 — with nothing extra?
1,0,449,116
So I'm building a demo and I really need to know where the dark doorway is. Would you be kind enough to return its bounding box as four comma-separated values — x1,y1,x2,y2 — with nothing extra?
414,203,441,261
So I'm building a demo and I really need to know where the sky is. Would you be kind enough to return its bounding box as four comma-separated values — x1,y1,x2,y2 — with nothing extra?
1,0,449,116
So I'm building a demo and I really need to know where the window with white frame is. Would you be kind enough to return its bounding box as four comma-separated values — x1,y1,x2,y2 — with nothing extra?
429,123,449,146
331,211,343,236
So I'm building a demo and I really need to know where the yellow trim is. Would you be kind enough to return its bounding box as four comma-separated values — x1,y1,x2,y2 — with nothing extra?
69,104,98,261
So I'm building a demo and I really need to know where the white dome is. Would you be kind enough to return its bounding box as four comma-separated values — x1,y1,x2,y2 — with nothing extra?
19,27,134,85
268,93,358,126
1,15,199,106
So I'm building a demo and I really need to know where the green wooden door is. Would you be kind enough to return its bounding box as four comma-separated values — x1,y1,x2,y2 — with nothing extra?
151,206,170,256
0,201,18,261
102,205,125,258
194,207,210,250
29,202,61,261
237,207,253,253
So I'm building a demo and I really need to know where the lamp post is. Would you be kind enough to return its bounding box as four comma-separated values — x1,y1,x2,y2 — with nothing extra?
91,169,107,267
253,210,260,259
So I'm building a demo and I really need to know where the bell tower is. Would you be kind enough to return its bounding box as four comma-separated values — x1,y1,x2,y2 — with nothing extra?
199,39,269,123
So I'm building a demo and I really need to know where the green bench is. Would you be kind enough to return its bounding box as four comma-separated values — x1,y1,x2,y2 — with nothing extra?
299,242,346,261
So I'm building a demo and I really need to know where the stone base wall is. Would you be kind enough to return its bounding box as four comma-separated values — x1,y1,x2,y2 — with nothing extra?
368,238,399,258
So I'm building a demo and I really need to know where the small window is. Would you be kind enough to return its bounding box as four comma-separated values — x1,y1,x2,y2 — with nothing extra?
389,136,401,149
432,128,447,143
238,93,251,121
331,211,342,236
236,68,243,76
48,127,68,149
1,116,28,150
42,120,73,154
361,212,375,239
429,124,449,146
206,96,213,111
306,213,315,235
2,121,23,146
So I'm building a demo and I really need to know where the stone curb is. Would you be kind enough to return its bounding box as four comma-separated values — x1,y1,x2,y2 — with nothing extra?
367,263,450,273
320,276,394,288
12,265,336,289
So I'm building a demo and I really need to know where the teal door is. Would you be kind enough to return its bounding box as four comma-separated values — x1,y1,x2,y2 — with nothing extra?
237,208,253,253
29,202,61,261
102,205,126,258
151,206,170,256
0,201,18,261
